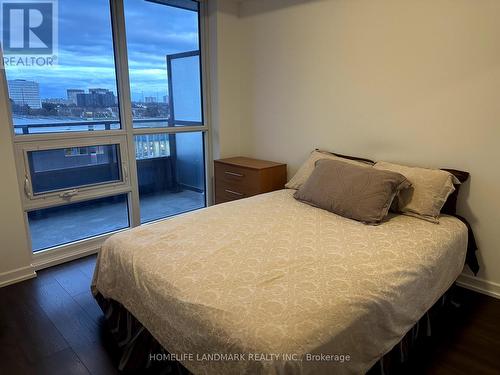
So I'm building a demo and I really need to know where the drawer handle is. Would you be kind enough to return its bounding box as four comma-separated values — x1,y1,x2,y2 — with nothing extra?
224,171,244,177
225,189,244,196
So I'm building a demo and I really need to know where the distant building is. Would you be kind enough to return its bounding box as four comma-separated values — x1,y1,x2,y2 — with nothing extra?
76,89,116,107
8,79,41,109
67,89,85,105
43,98,70,105
145,96,157,103
89,88,110,95
163,95,168,103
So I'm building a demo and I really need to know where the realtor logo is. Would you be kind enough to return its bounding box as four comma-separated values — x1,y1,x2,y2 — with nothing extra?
1,0,57,68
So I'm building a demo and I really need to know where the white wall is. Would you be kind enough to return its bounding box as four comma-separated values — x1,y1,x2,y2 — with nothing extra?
0,68,35,286
208,0,248,159
236,0,500,294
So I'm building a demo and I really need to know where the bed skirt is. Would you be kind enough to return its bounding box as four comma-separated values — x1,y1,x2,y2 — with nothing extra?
94,286,458,375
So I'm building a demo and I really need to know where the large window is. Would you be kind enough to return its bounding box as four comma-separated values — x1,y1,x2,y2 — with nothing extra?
2,0,208,255
5,0,121,135
124,0,206,223
124,0,202,128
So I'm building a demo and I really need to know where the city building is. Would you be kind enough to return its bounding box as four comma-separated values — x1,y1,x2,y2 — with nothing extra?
67,89,85,105
42,98,70,105
145,96,157,103
7,79,41,109
76,88,116,107
89,88,112,95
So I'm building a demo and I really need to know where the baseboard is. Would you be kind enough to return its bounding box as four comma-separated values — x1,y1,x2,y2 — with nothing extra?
457,273,500,300
0,265,36,288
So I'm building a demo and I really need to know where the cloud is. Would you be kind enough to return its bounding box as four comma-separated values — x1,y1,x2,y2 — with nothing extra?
5,0,200,101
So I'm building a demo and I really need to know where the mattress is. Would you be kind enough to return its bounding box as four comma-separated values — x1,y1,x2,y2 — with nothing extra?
92,189,467,375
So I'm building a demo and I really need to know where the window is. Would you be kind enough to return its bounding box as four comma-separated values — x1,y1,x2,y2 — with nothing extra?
5,0,121,135
124,0,206,224
124,0,202,128
168,51,203,125
27,144,122,195
16,136,131,211
28,194,129,252
1,0,208,256
135,131,205,223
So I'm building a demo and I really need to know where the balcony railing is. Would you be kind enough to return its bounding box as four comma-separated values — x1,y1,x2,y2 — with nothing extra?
14,118,172,160
13,118,171,134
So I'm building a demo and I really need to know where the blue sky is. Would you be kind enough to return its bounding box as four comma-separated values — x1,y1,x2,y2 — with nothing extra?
5,0,199,102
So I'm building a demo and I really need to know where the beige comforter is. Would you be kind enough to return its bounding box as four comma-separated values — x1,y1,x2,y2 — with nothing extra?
92,189,467,375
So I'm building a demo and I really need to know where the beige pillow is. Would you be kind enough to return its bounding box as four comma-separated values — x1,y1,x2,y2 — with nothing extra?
286,150,372,190
294,159,411,224
373,161,459,223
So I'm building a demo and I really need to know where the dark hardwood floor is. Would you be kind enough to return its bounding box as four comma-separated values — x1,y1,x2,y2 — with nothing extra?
0,255,119,375
0,255,499,374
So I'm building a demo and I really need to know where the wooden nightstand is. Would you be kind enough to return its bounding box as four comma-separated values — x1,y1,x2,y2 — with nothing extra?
214,157,287,204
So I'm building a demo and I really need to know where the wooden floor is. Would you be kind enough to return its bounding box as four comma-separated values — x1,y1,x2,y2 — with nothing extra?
0,255,499,375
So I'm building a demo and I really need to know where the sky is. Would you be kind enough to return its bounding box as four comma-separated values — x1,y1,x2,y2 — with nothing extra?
4,0,199,102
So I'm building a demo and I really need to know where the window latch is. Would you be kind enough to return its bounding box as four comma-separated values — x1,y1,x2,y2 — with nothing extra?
59,189,79,199
123,165,129,182
24,176,32,198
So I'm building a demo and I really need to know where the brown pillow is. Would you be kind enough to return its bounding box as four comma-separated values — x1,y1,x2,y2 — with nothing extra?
294,159,411,224
285,149,373,190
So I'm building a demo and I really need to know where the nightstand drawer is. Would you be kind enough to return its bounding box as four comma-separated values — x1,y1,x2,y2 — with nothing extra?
214,157,287,205
215,185,250,203
215,179,259,202
214,163,260,191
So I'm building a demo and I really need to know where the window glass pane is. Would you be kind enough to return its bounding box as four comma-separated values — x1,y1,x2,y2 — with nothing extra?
135,131,205,223
28,194,129,252
124,0,202,128
27,144,122,194
169,52,202,123
4,0,121,135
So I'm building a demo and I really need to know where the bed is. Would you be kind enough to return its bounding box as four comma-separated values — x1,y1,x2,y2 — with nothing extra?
92,188,468,375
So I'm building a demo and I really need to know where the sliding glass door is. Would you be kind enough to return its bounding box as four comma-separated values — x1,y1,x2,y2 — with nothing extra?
1,0,209,256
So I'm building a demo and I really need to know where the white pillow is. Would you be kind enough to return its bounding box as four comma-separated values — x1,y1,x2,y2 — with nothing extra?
373,161,459,223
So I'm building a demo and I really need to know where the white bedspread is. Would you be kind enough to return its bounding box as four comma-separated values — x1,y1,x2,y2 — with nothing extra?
92,189,467,374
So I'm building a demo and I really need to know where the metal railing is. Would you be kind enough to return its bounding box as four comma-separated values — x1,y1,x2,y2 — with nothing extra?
13,118,171,134
135,133,171,160
14,118,174,159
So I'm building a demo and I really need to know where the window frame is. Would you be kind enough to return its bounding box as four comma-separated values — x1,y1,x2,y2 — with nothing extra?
15,135,132,211
0,0,212,262
166,50,204,126
115,0,211,228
